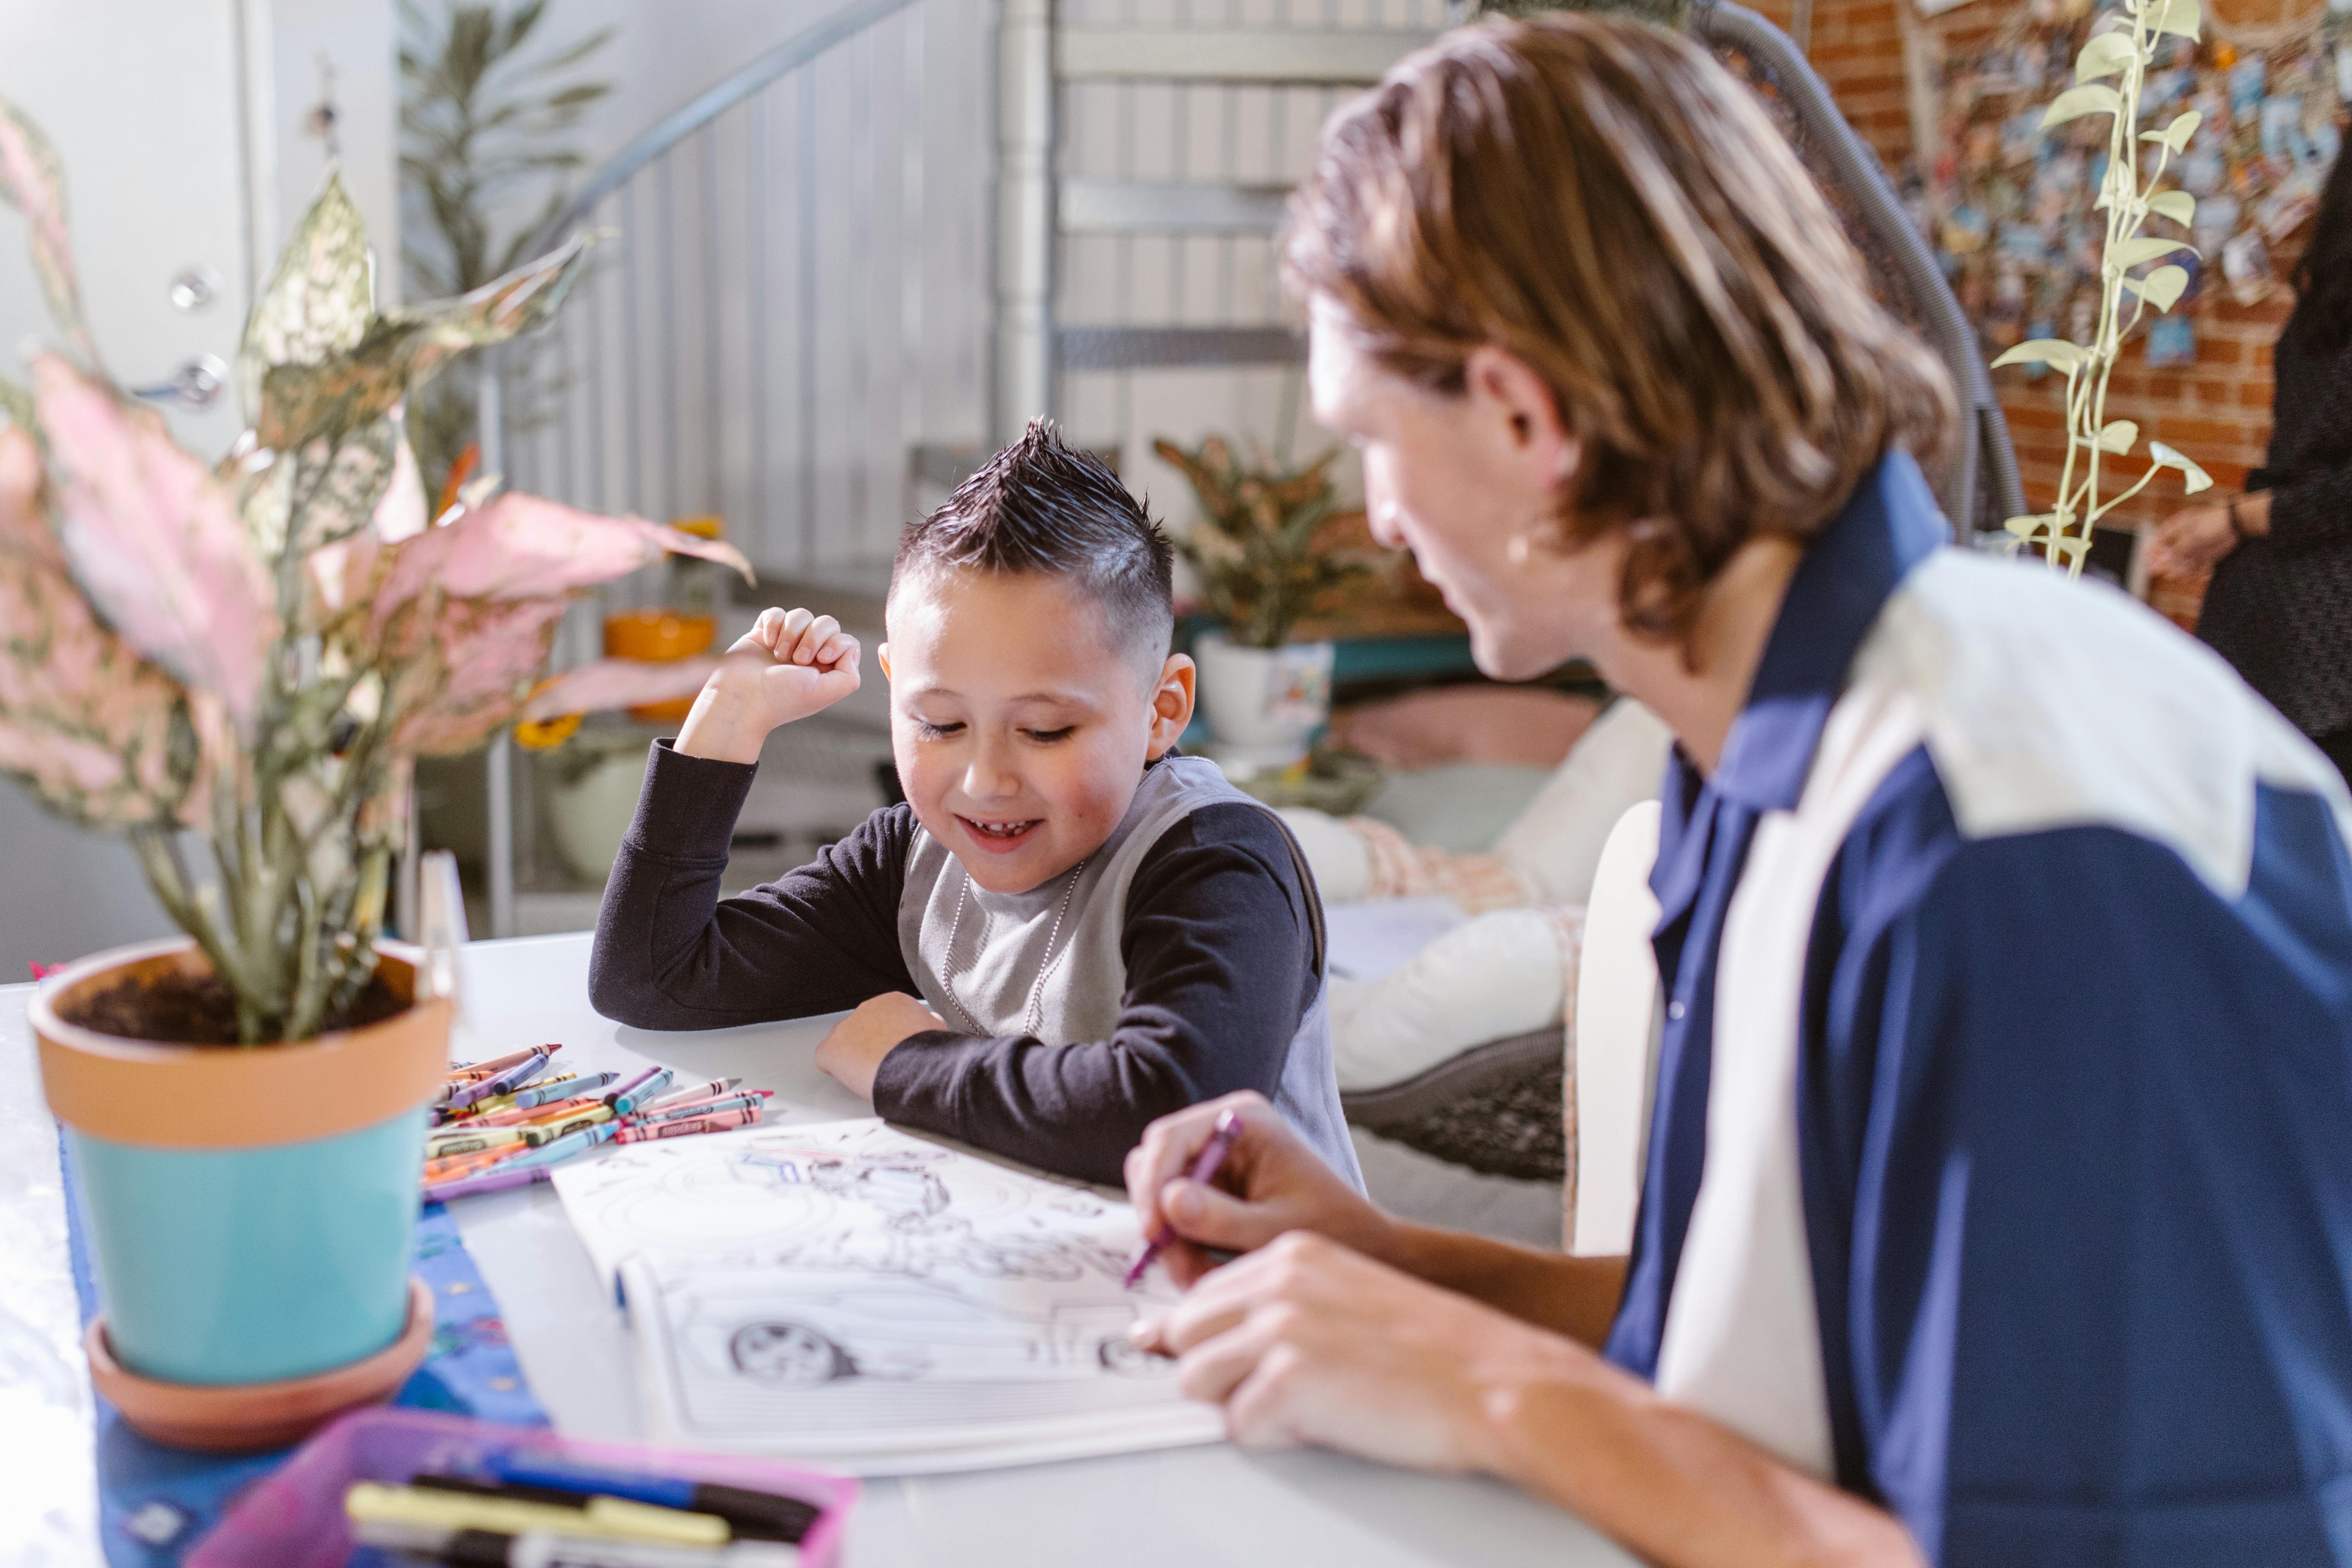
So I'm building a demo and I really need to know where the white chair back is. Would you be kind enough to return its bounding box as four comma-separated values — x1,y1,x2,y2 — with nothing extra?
1570,800,1664,1256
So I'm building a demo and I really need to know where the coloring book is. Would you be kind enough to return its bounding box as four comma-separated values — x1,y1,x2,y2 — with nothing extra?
550,1118,1224,1473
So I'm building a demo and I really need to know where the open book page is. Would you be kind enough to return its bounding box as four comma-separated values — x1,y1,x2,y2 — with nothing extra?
553,1119,1224,1473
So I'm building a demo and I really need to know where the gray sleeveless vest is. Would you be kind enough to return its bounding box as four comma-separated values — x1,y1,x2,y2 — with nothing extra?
895,754,1364,1189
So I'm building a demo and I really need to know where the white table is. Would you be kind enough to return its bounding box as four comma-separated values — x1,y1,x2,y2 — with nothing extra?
3,933,1632,1568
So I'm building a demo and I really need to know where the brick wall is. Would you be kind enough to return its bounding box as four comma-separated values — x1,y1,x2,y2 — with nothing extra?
1786,0,2320,621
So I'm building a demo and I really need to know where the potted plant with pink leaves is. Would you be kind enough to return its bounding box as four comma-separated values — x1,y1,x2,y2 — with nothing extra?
0,100,748,1449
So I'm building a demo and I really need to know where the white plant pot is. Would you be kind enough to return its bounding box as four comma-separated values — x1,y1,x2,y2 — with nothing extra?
546,746,654,884
1194,631,1334,770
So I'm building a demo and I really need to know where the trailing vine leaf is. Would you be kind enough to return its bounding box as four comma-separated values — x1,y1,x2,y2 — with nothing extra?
31,353,277,734
2145,110,2202,155
237,172,376,420
2148,441,2215,493
0,425,200,827
0,100,99,368
2042,84,2122,128
2097,419,2139,455
2146,191,2196,229
2112,236,2190,268
2127,264,2190,312
1991,338,2087,370
2152,0,2202,42
2074,31,2136,81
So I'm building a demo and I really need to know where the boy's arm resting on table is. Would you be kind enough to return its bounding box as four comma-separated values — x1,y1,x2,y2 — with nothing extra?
872,804,1315,1185
587,741,917,1029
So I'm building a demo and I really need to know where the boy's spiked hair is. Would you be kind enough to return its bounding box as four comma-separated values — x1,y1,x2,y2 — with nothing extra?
893,419,1176,666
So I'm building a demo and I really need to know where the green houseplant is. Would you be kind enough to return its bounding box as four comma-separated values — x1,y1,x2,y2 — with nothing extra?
1990,0,2216,572
1154,436,1371,771
2,100,741,1440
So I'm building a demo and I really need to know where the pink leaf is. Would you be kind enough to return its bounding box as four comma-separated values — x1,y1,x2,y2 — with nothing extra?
374,491,751,631
519,656,724,721
31,352,276,733
0,101,99,368
391,596,570,756
0,424,203,826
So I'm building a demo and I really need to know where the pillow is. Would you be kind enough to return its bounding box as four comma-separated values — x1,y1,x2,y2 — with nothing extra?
1491,699,1676,904
1330,906,1586,1091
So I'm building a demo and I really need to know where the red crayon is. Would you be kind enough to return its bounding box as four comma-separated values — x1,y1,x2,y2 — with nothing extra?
611,1105,763,1143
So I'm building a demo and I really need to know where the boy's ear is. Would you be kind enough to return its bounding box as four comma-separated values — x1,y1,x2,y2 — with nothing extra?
1146,654,1195,759
876,643,893,682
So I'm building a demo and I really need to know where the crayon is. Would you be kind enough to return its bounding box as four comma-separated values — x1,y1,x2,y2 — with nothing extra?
446,1049,554,1112
638,1076,742,1110
608,1068,676,1117
612,1106,763,1144
517,1106,614,1145
468,1094,604,1131
425,1125,532,1158
423,1163,557,1202
507,1070,618,1111
436,1044,561,1100
424,1143,530,1182
497,1120,622,1172
439,1072,584,1124
601,1066,661,1108
628,1092,764,1125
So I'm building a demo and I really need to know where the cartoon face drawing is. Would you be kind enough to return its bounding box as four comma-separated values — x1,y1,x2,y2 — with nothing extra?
730,1320,852,1384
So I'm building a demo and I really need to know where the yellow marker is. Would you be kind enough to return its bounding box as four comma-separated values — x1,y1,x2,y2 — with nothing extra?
344,1482,729,1547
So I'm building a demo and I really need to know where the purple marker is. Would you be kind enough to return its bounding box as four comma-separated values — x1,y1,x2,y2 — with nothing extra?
444,1048,551,1112
1123,1109,1245,1288
422,1163,555,1203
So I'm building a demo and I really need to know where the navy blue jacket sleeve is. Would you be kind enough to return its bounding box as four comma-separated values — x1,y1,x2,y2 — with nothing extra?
1804,756,2352,1567
871,803,1319,1186
587,741,918,1028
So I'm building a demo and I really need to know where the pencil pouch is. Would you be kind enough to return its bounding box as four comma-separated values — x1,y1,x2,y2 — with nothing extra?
187,1407,856,1568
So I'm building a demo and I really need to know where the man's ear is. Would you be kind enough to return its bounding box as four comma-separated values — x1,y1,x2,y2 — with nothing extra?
1146,653,1195,759
1463,343,1579,497
876,643,893,682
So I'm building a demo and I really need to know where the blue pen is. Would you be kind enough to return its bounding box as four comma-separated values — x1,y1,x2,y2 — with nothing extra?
483,1454,821,1543
609,1067,676,1117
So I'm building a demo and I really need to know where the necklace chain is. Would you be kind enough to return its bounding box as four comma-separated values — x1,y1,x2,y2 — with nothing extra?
940,857,1089,1038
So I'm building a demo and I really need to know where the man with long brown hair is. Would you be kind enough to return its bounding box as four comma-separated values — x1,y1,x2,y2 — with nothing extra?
1121,14,2352,1567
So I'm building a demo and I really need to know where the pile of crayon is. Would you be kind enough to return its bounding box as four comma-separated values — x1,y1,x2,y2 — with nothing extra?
424,1046,770,1202
345,1452,819,1566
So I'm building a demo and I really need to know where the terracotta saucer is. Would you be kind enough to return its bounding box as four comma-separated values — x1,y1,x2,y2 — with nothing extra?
86,1276,436,1453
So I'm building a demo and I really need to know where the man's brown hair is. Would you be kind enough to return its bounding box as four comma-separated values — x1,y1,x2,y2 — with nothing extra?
1284,13,1957,643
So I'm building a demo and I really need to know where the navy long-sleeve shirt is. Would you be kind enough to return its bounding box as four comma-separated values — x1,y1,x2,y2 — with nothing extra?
588,743,1320,1183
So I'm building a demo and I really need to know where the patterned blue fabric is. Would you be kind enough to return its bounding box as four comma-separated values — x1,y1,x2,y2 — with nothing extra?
1603,451,2352,1564
62,1146,544,1566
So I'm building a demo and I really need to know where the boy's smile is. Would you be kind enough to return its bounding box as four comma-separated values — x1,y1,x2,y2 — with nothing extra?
880,568,1194,895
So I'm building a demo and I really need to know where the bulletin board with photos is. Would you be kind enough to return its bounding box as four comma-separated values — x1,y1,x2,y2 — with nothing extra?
1925,0,2351,369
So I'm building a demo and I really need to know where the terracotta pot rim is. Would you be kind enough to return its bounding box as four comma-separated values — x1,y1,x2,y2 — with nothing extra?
31,935,425,1058
35,938,450,1150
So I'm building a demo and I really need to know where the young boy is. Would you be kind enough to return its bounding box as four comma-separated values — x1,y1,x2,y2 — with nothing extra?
589,421,1362,1189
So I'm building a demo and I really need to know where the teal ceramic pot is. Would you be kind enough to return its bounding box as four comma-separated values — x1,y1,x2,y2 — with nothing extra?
35,939,449,1388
